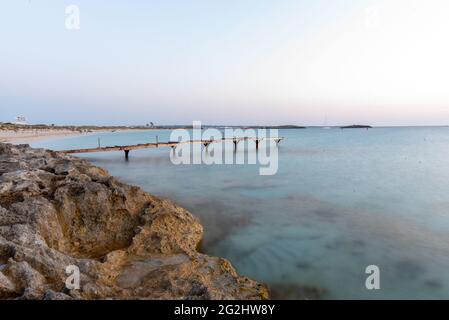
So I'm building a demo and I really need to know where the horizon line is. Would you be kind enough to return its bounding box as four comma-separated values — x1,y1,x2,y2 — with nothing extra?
2,122,449,129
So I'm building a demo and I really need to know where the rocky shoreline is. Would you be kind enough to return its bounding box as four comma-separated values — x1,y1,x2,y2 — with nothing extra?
0,143,269,300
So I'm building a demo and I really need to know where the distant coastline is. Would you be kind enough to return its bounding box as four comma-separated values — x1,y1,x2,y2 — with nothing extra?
1,122,382,144
0,123,307,144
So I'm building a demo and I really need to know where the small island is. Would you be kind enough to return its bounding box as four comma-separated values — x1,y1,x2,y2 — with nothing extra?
340,125,372,129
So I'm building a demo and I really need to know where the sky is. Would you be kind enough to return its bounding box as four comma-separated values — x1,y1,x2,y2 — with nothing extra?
1,0,449,126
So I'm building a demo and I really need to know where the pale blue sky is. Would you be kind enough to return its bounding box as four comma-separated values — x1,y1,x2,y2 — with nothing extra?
1,0,449,126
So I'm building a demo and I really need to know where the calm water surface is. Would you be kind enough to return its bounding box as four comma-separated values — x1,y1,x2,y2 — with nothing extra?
33,127,449,299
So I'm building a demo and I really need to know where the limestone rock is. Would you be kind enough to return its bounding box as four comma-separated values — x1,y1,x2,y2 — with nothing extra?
0,143,268,300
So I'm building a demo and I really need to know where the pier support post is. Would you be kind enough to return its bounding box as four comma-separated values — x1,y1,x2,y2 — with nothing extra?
124,150,130,160
203,141,211,151
255,139,260,151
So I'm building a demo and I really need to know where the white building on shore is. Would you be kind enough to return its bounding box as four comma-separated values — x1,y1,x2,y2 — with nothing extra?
14,116,27,125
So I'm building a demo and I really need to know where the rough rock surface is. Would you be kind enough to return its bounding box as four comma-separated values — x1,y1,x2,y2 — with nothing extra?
0,143,269,300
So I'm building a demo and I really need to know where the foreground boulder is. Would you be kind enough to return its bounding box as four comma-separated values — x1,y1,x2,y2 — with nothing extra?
0,143,268,300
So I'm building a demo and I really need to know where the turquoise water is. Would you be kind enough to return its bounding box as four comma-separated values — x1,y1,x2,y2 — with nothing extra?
33,127,449,299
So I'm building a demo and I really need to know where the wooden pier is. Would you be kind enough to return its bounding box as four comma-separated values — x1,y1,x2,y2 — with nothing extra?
61,137,284,159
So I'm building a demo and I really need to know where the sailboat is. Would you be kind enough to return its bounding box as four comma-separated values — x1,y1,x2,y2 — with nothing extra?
323,115,331,129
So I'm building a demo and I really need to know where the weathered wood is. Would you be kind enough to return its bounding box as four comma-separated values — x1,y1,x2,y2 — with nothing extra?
61,137,284,156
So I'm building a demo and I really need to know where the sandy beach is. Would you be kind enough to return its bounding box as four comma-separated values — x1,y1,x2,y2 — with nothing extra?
0,129,86,144
0,128,166,144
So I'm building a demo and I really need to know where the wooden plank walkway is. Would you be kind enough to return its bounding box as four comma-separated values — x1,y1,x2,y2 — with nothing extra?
61,137,284,159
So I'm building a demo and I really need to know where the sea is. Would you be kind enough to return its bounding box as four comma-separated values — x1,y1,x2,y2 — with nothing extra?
32,127,449,299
